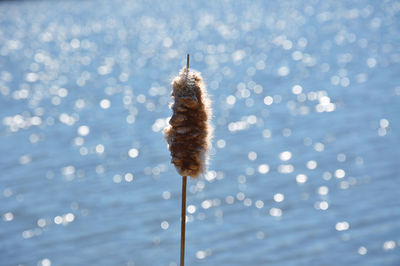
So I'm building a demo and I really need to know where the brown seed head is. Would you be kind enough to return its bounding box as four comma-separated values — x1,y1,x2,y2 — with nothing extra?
164,67,212,178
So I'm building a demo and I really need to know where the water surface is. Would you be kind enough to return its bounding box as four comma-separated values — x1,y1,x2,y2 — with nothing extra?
1,1,400,265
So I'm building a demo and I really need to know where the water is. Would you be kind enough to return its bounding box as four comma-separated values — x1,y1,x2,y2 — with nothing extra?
1,1,400,265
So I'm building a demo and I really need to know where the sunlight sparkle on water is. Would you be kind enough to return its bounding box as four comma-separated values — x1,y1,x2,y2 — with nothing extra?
318,186,329,196
335,169,346,179
269,208,282,217
358,246,367,255
306,160,317,170
279,151,292,161
292,85,303,94
383,240,396,250
336,221,350,231
248,151,257,161
77,125,90,136
296,174,308,184
273,193,285,203
255,200,264,209
128,148,139,158
258,164,270,174
100,99,111,109
2,212,14,222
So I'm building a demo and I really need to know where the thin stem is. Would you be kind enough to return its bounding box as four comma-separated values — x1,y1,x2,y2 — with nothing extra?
186,54,190,79
181,55,189,266
180,176,187,266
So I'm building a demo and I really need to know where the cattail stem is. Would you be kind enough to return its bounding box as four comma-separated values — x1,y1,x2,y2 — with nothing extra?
180,54,189,266
180,175,187,266
186,53,189,79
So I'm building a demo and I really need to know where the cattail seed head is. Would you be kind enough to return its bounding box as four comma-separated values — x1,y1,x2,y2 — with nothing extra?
164,66,213,178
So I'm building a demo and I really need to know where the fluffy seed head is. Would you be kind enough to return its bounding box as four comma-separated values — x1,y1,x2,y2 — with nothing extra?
164,67,212,178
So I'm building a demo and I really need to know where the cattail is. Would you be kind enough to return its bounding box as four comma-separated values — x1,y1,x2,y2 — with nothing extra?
164,56,212,178
165,55,212,266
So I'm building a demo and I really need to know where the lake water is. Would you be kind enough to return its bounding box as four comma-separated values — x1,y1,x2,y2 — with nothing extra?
1,1,400,265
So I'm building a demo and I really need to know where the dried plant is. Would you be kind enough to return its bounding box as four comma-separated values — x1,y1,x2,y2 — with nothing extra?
164,61,212,178
164,55,212,266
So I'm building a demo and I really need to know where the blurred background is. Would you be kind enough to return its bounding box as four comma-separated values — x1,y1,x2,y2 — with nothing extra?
1,0,400,265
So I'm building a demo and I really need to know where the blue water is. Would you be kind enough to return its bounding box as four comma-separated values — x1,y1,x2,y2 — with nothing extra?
1,1,400,265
